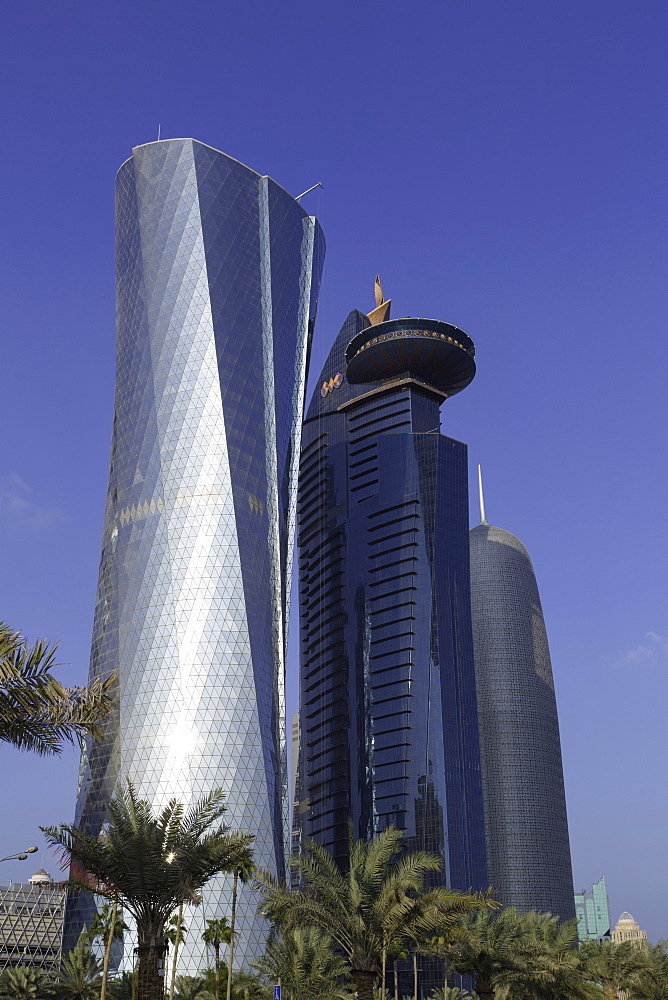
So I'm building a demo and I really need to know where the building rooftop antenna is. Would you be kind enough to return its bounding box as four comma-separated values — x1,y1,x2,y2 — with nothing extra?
157,124,161,141
295,181,323,202
478,464,488,525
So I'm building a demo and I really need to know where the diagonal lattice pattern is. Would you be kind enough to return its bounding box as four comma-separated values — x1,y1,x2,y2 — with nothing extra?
65,139,324,974
0,882,64,973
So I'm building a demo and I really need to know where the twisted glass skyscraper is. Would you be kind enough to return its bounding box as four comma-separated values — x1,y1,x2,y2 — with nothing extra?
66,138,325,969
469,481,574,920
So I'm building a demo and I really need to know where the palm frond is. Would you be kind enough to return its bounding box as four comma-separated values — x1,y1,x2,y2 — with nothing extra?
0,622,117,755
42,780,254,932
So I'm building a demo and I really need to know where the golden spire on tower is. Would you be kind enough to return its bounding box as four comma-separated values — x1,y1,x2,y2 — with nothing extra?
367,274,391,325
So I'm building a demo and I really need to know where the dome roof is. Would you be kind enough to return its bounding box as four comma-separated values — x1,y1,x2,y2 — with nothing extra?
617,911,636,923
28,868,52,885
469,522,531,560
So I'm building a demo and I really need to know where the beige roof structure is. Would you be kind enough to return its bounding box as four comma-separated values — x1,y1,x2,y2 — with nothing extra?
612,911,647,948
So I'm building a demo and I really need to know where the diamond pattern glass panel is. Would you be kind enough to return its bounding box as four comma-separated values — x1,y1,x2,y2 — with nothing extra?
65,139,325,973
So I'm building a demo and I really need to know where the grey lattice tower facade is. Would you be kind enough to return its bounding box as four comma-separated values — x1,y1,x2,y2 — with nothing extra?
297,299,487,899
469,507,574,920
66,139,324,970
0,873,64,973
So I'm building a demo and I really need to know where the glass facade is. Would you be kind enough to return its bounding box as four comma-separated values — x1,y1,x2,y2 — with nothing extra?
469,522,575,921
575,876,611,942
297,309,487,894
65,139,324,972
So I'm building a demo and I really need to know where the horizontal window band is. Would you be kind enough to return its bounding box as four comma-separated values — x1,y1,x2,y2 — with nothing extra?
369,556,418,573
368,500,420,520
349,420,411,443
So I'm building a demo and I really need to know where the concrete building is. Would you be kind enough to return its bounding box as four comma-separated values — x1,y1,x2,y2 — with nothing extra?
0,870,64,972
290,712,301,865
613,912,647,948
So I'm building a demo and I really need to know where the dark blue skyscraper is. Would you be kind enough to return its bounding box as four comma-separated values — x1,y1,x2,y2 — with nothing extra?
296,286,487,895
469,473,574,920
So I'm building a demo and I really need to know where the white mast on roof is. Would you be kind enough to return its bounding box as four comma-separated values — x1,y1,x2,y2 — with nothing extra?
478,464,488,525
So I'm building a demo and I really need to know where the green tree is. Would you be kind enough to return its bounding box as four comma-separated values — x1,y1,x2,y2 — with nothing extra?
0,623,116,756
386,937,409,1000
81,900,129,1000
580,939,647,1000
504,912,599,1000
54,947,103,1000
257,825,489,1000
167,906,188,1000
628,941,668,1000
427,990,473,1000
199,968,228,998
42,780,254,1000
227,970,264,1000
225,850,255,1000
0,967,53,1000
421,926,465,998
253,926,354,1000
202,918,232,1000
172,977,214,1000
449,909,535,1000
105,973,133,1000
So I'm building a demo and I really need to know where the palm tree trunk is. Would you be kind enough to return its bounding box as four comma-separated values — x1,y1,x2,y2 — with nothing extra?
214,942,220,1000
413,950,418,1000
351,970,376,1000
226,870,239,1000
100,899,117,1000
136,934,168,1000
476,979,495,1000
382,937,387,999
168,904,183,1000
394,959,399,1000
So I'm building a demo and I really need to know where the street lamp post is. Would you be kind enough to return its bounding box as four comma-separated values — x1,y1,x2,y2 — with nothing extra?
0,847,38,863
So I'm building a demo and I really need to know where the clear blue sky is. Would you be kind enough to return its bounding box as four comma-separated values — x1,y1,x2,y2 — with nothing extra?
1,0,666,940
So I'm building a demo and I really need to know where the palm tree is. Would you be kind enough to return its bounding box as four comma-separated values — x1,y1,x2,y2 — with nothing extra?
627,942,668,1000
202,918,232,1000
82,900,129,1000
226,850,255,1000
449,909,535,1000
0,622,116,756
504,912,598,1000
580,939,646,1000
55,946,104,1000
421,926,465,998
428,990,472,1000
167,907,189,1000
0,967,53,1000
257,825,489,1000
386,937,408,1000
226,970,265,1000
172,977,215,1000
105,972,133,1000
42,780,254,1000
253,926,354,1000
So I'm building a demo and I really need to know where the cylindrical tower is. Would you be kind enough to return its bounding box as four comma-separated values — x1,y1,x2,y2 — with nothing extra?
65,138,325,969
469,500,574,920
